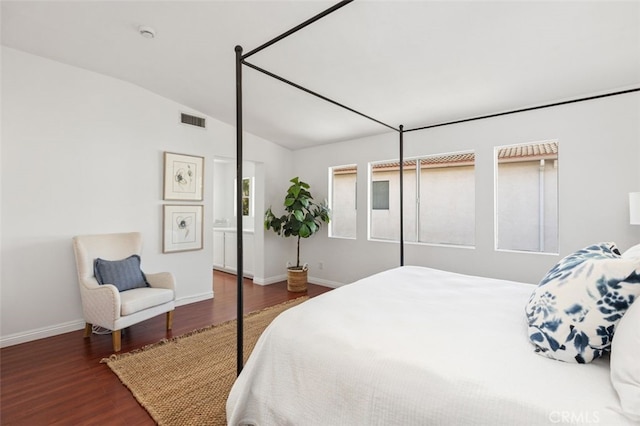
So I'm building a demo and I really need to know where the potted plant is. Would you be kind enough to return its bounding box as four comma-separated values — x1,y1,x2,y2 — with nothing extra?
264,177,330,292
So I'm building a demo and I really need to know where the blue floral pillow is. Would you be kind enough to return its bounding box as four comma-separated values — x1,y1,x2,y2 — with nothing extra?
525,242,640,363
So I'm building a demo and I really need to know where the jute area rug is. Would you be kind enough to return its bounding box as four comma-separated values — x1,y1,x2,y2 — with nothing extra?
102,297,308,426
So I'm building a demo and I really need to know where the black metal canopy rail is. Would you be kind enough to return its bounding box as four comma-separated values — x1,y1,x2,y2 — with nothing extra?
234,0,640,375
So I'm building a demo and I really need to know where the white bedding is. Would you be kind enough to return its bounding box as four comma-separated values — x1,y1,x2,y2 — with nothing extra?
226,266,634,425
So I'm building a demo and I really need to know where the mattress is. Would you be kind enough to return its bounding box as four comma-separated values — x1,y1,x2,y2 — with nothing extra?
227,266,634,425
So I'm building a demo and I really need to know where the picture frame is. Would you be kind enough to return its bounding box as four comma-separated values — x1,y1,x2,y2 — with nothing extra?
163,152,204,201
163,204,203,253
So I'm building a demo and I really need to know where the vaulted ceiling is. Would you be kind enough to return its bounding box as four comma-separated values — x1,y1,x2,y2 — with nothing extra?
2,1,639,150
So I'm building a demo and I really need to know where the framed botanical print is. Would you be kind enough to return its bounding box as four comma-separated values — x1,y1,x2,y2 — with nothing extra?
163,152,204,201
163,204,203,253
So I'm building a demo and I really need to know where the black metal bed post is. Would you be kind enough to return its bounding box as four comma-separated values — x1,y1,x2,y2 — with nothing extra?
399,125,404,266
231,0,358,380
234,45,244,376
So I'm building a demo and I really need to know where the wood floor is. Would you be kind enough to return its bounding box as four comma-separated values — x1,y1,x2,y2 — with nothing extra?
0,271,332,425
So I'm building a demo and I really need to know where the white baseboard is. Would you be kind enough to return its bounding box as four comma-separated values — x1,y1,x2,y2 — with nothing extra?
1,281,349,348
1,292,214,348
175,291,213,306
0,319,85,348
252,274,287,286
253,274,345,289
308,276,345,289
213,266,254,279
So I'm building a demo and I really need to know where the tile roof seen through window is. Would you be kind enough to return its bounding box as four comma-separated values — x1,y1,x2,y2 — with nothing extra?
421,152,474,165
372,153,475,171
332,141,557,174
497,141,557,160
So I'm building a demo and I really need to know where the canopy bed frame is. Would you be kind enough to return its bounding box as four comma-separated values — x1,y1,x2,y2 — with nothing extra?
233,0,639,375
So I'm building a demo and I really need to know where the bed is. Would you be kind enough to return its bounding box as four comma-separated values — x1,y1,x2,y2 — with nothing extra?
227,265,637,425
230,2,640,381
228,2,640,424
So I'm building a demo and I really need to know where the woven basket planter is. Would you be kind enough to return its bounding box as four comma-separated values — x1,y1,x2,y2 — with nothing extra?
287,266,308,292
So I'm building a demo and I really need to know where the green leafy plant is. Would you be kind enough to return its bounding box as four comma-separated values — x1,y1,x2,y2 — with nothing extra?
264,177,330,268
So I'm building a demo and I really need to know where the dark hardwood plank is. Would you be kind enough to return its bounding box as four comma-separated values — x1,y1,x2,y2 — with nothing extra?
0,270,332,425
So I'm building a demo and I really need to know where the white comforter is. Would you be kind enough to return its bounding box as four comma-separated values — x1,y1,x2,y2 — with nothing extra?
227,266,634,425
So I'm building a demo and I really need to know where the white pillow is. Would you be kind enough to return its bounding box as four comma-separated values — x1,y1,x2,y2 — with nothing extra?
611,298,640,421
622,243,640,259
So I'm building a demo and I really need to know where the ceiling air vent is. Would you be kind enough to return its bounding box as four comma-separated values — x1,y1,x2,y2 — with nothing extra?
181,113,206,128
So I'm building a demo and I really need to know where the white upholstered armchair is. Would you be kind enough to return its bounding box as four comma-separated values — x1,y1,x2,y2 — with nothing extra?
72,232,176,352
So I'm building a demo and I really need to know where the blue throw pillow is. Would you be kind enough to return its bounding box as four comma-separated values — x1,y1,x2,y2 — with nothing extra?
525,242,640,363
94,254,149,292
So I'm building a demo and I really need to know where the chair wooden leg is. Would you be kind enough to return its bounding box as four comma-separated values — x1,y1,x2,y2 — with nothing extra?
166,310,174,331
83,323,92,338
112,330,122,352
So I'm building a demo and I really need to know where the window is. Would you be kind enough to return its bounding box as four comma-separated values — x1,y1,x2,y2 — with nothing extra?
418,152,475,246
369,161,400,240
495,141,558,253
329,165,357,239
369,159,417,242
369,152,475,246
372,181,389,210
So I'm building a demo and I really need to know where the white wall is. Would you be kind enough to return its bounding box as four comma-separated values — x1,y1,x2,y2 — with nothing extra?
294,91,640,286
0,47,291,346
3,45,638,345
